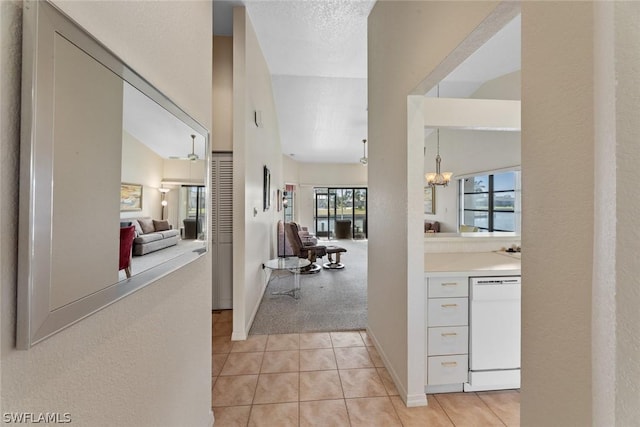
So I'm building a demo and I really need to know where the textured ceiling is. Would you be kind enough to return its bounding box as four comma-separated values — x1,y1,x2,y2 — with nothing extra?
248,1,374,163
213,1,521,164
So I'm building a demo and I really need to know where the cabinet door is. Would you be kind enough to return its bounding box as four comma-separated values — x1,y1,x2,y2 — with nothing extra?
428,276,468,298
428,298,468,327
428,355,468,385
428,326,468,356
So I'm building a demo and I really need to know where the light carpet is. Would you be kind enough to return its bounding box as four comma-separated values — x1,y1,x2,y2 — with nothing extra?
249,239,368,335
118,239,205,281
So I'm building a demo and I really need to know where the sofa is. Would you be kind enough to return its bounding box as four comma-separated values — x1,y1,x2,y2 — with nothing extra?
122,217,180,256
424,220,441,233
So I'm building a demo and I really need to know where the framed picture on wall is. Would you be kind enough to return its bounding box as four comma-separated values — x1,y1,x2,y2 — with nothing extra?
424,186,435,215
263,166,271,211
120,183,143,211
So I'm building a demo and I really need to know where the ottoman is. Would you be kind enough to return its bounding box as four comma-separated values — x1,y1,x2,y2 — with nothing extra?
323,246,347,269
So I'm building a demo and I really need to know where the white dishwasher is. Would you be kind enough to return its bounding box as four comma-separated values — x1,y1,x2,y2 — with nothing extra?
465,276,521,392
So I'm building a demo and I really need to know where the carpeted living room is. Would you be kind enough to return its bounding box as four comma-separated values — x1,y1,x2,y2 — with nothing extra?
249,238,368,335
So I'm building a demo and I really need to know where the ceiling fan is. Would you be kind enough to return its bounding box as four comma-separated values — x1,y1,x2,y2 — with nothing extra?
169,134,199,161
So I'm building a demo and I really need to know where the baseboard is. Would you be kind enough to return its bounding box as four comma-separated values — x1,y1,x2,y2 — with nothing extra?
231,268,270,341
366,328,427,407
426,383,464,394
463,369,520,392
231,331,247,341
406,393,428,407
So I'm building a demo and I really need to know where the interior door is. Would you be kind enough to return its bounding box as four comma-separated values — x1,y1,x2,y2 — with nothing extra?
211,153,233,310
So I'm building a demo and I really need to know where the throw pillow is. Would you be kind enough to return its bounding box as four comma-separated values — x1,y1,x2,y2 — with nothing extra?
138,217,155,234
129,219,143,236
153,219,170,231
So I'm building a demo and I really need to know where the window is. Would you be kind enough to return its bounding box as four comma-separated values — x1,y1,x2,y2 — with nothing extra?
284,184,294,223
460,171,520,232
313,187,368,239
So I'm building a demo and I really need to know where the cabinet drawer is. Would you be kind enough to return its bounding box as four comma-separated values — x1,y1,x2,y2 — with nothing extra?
428,326,468,356
428,298,468,327
428,355,468,385
428,277,468,298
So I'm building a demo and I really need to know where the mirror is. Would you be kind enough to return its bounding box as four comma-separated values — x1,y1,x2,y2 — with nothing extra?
17,0,209,349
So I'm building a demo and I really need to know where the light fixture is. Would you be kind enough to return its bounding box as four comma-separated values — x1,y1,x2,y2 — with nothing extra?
359,139,368,165
426,84,452,186
159,187,170,219
424,129,453,187
187,134,198,161
281,191,288,259
425,129,452,187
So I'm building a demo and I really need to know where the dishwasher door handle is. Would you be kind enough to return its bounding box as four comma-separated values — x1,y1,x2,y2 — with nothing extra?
471,277,521,286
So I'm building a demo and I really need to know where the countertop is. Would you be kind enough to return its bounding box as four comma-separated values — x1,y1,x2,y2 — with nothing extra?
424,251,521,277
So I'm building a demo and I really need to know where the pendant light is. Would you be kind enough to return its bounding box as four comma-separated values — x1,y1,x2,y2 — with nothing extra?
359,139,368,165
425,129,452,186
425,85,452,186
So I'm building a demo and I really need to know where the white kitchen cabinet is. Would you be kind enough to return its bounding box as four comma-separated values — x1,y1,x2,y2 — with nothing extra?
426,275,469,390
427,298,468,327
428,276,468,298
428,326,469,356
424,252,521,394
427,355,469,386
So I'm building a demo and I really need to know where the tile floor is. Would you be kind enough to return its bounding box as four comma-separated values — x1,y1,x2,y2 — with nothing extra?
212,310,520,426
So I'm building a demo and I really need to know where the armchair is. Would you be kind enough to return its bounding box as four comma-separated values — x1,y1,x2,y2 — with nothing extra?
285,222,326,274
278,220,317,257
119,225,135,278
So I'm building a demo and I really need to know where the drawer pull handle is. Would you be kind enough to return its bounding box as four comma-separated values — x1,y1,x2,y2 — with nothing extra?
441,282,458,287
441,304,458,308
441,361,458,367
441,332,458,337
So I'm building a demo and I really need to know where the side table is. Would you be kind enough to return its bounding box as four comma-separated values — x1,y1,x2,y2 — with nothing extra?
263,257,311,299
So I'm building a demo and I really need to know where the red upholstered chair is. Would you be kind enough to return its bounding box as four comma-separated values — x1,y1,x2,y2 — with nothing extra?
119,225,135,278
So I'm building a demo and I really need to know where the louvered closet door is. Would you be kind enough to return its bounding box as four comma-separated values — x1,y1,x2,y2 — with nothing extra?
211,153,233,309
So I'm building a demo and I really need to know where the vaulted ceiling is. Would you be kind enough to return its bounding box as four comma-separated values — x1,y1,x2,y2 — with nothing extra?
213,1,520,164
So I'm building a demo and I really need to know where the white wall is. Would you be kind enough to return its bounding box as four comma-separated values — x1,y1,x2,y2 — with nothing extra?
471,70,520,100
121,130,164,220
610,3,640,423
368,1,514,406
521,3,594,425
232,7,284,339
424,71,521,232
282,154,299,185
424,129,520,231
213,36,233,152
294,162,368,230
518,2,640,423
0,2,213,426
163,159,206,184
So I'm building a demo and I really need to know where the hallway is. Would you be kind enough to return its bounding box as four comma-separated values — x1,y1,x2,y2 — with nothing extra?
212,310,520,426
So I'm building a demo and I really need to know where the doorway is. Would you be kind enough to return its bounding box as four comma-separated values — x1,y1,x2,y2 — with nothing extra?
313,187,368,240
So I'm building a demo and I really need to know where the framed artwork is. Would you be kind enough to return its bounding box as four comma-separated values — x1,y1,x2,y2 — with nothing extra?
424,186,435,215
263,166,271,211
120,183,143,211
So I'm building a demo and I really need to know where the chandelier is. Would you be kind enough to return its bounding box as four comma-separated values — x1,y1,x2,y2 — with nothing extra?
425,129,452,186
